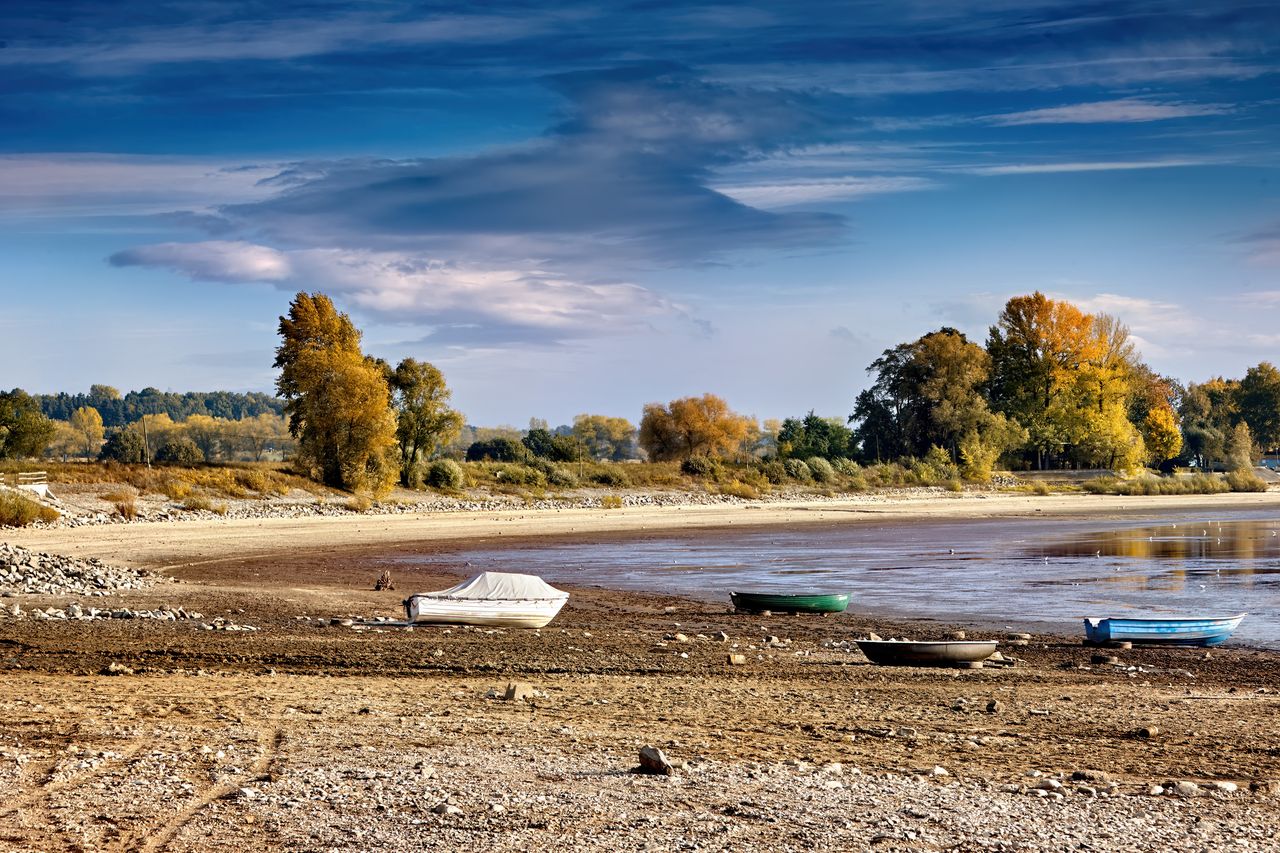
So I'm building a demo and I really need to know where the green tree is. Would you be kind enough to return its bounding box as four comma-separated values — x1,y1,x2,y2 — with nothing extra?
638,394,754,461
1238,362,1280,453
0,389,56,460
154,436,205,466
389,358,464,487
274,292,398,494
98,427,147,463
69,406,105,460
777,411,853,460
1180,378,1237,470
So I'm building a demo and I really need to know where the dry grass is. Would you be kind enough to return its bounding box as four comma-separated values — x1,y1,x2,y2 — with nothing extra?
345,495,373,512
22,461,312,500
114,499,137,520
599,494,623,509
98,488,136,503
0,491,60,527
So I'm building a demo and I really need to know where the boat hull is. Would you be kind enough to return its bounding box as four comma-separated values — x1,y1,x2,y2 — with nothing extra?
856,639,998,667
730,592,849,614
404,596,567,629
1082,614,1245,647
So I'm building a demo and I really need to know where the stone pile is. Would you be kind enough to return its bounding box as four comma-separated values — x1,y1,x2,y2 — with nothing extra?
0,542,162,596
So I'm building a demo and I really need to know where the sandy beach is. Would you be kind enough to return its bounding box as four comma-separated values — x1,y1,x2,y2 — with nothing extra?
3,490,1280,851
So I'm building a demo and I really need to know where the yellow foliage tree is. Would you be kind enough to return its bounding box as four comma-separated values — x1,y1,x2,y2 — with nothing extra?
1143,404,1182,464
68,406,104,460
275,293,398,495
572,414,637,461
638,394,754,461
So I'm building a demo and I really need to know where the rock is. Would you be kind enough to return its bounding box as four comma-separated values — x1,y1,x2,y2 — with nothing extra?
1148,785,1165,796
929,766,949,777
986,700,1003,714
1209,781,1238,793
866,632,882,641
1033,779,1062,791
726,654,747,666
1005,632,1031,641
945,630,966,640
820,762,843,776
503,682,534,702
432,802,463,815
1091,654,1120,665
1071,769,1110,784
716,631,729,642
895,727,918,740
100,662,134,676
1250,779,1280,796
1171,781,1201,798
635,746,675,776
673,633,690,643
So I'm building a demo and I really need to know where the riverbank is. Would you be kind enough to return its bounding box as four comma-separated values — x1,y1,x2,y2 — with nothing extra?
3,491,1280,850
7,487,1280,568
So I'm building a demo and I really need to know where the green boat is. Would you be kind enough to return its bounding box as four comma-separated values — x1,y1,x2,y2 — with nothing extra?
730,591,850,614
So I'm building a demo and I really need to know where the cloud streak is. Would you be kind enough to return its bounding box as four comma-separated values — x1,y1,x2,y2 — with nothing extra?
985,98,1231,125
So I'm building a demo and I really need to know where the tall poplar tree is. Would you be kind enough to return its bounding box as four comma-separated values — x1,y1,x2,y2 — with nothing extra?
274,293,398,494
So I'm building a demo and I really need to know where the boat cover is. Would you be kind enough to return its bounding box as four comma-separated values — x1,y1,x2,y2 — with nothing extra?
419,571,567,601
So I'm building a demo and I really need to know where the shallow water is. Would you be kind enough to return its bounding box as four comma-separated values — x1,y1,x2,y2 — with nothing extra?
417,509,1280,647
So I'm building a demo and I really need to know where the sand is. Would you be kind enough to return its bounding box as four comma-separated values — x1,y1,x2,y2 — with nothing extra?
3,489,1280,851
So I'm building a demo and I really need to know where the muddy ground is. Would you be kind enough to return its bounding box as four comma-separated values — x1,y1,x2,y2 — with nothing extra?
2,539,1280,851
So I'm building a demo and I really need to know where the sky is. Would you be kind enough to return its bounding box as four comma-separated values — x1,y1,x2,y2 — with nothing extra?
1,1,1277,426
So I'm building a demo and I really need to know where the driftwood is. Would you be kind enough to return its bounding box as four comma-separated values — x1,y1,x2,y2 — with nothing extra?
373,570,394,591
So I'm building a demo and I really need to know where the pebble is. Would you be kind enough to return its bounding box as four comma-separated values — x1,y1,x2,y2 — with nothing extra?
0,543,164,598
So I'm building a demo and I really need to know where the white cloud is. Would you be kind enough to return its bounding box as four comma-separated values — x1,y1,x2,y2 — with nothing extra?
0,154,278,217
111,241,292,282
962,158,1207,176
714,176,936,207
109,241,686,345
985,98,1231,126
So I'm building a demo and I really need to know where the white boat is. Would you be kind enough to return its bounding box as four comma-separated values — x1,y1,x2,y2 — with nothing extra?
403,571,569,628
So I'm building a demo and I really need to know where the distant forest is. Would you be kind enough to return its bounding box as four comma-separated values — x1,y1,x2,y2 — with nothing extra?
37,385,284,429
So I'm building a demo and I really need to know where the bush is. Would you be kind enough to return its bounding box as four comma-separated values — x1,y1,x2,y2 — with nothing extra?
831,458,861,476
806,457,835,483
99,429,147,464
234,468,270,493
182,494,214,512
783,458,812,482
345,494,373,512
0,491,60,527
591,467,629,488
160,478,192,501
1227,470,1268,493
114,499,138,520
154,436,205,466
494,464,545,487
547,466,578,488
599,494,623,509
719,480,759,499
758,460,787,484
426,459,466,490
680,456,723,479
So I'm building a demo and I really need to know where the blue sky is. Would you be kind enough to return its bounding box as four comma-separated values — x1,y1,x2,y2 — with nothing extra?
1,1,1277,426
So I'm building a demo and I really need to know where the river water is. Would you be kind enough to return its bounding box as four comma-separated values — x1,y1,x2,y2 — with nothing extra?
418,509,1280,647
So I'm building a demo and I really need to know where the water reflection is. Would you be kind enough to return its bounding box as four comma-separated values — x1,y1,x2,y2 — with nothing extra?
403,512,1280,647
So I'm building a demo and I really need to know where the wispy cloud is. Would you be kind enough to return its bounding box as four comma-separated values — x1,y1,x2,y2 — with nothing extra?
985,97,1232,125
962,158,1209,176
0,154,278,218
714,176,936,207
110,241,688,347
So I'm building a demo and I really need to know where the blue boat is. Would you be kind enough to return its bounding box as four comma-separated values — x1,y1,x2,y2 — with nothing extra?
1083,613,1246,647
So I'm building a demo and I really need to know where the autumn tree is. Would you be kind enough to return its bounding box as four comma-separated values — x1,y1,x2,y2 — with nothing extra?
1226,421,1256,471
1143,403,1183,465
274,292,398,494
388,358,464,487
572,414,637,461
69,406,104,460
638,394,754,461
851,328,1023,473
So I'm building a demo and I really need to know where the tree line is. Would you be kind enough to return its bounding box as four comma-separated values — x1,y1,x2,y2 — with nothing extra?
5,290,1279,491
